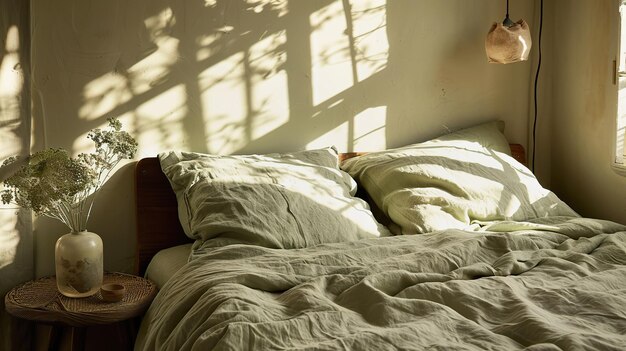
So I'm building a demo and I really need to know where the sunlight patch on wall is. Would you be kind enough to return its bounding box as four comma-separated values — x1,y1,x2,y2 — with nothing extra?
310,0,388,106
0,25,23,162
75,86,187,157
247,0,289,17
80,9,180,122
79,74,131,120
197,33,222,62
249,31,289,141
0,144,20,166
71,120,107,156
353,106,386,151
306,121,349,151
145,7,176,43
127,6,180,95
0,24,24,211
310,1,353,106
134,85,188,156
199,52,247,154
3,25,19,51
128,35,180,96
351,0,388,80
0,26,21,95
0,212,19,270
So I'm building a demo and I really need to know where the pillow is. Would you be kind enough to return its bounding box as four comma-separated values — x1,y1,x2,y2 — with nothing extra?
159,147,390,249
437,120,511,155
341,121,578,234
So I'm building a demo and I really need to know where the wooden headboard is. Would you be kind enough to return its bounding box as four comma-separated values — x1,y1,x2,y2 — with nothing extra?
134,144,526,275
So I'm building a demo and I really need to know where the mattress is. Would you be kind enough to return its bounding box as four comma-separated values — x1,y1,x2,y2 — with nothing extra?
144,244,192,289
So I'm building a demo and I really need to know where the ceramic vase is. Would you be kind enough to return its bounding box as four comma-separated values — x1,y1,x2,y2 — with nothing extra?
54,231,103,298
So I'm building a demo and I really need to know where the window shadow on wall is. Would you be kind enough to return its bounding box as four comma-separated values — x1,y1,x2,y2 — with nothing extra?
26,0,396,281
32,0,392,158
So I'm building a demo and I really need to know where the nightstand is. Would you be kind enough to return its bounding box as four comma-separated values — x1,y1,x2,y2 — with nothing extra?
4,272,157,351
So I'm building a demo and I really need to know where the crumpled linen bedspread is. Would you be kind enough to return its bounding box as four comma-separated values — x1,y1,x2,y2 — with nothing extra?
136,217,626,350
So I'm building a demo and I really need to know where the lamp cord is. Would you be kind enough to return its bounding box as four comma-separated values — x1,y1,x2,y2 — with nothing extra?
506,0,510,18
532,0,544,172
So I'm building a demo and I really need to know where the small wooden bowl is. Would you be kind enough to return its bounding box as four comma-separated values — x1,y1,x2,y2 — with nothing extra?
100,283,126,302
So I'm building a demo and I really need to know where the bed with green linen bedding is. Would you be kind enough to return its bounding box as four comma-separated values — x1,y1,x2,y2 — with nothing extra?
135,217,626,350
134,122,626,350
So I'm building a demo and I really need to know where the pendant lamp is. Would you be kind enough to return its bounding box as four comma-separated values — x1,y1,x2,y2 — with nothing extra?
485,0,532,64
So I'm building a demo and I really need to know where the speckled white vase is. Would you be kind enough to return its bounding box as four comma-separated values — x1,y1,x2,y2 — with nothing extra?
55,231,103,298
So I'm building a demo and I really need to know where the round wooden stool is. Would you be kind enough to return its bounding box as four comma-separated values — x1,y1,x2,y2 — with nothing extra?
5,272,157,351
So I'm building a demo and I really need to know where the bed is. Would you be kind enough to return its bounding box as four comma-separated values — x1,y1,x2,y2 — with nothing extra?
133,121,626,350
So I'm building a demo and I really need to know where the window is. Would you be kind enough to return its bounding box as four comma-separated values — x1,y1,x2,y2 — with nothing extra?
616,1,626,167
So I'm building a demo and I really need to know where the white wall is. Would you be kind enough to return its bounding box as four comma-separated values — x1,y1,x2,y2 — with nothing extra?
23,0,538,279
548,0,626,224
0,1,32,350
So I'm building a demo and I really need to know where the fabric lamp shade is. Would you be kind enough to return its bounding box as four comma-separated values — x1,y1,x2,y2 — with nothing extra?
485,20,532,64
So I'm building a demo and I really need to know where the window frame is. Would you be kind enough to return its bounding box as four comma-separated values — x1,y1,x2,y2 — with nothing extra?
613,0,626,175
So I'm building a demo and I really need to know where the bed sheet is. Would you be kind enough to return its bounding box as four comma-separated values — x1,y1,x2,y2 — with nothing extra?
136,217,626,350
144,244,192,289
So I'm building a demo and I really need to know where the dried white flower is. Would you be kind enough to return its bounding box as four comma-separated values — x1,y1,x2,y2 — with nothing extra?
1,118,138,232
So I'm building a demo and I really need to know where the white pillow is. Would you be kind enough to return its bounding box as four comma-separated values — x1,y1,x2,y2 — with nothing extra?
159,147,390,248
341,122,578,234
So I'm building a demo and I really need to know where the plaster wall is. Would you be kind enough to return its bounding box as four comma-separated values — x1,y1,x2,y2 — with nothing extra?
548,0,626,224
25,0,537,277
528,0,554,188
0,1,32,350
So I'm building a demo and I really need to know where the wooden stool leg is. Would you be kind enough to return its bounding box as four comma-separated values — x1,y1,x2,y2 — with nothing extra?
70,327,86,351
9,317,33,351
114,320,136,350
47,325,61,351
126,318,139,346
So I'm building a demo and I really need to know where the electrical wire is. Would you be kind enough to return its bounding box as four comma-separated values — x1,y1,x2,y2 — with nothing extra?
532,0,544,172
506,0,510,19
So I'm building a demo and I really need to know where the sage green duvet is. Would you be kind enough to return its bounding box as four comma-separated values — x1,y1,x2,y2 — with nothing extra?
136,217,626,350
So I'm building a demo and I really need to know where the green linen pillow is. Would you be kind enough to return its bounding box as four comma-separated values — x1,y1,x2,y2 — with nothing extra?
159,147,390,249
437,120,511,155
341,121,578,234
